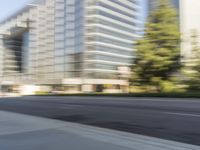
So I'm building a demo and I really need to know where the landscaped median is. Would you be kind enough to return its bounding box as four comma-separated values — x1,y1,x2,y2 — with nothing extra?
32,92,200,98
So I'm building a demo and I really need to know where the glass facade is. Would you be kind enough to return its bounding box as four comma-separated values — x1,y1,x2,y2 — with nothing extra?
22,31,29,73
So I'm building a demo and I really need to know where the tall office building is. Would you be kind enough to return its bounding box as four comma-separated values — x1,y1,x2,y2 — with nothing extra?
147,0,200,58
179,0,200,57
0,0,140,94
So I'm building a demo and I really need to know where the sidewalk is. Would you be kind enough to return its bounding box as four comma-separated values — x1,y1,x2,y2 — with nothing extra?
0,111,199,150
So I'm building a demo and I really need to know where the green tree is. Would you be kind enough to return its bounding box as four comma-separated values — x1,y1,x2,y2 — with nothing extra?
130,0,181,92
183,31,200,91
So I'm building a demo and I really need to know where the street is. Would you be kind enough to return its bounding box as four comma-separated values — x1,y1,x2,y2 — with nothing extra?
0,96,200,146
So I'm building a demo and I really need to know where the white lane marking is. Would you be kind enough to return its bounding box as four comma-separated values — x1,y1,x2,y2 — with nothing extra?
164,112,200,117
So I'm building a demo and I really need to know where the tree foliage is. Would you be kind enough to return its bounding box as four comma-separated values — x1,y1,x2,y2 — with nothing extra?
130,0,181,92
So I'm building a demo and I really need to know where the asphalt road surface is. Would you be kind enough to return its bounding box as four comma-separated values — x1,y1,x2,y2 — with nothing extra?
0,96,200,146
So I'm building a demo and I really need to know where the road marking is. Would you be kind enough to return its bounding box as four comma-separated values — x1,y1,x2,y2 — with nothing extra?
164,112,200,118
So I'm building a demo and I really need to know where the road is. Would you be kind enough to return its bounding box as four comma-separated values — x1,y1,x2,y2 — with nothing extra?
0,96,200,146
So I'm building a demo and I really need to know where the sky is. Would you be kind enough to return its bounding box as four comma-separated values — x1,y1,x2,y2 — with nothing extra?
0,0,147,22
0,0,32,22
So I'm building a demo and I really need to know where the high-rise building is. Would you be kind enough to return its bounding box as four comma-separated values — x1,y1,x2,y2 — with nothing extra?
179,0,200,57
147,0,200,58
0,0,140,94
